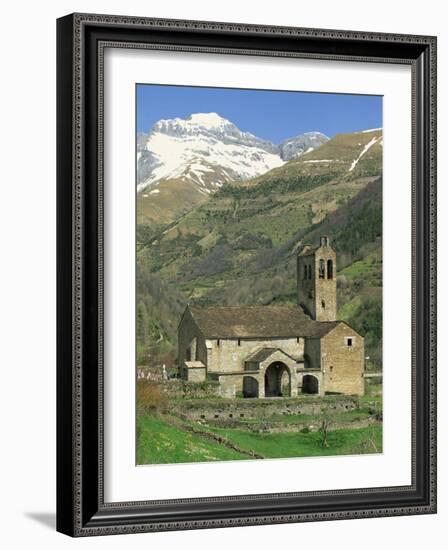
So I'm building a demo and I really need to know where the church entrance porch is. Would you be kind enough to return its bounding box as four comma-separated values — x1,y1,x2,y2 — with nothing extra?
264,362,291,397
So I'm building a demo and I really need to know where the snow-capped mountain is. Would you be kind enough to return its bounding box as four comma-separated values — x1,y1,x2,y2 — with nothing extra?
137,113,328,195
279,132,329,161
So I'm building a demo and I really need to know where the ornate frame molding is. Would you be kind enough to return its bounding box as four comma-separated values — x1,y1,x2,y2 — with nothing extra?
57,13,437,537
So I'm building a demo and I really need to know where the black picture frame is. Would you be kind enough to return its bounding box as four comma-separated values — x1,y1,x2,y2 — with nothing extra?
56,13,437,537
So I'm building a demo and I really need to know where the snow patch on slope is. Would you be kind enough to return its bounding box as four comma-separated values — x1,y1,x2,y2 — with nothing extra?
302,147,314,155
303,159,334,164
349,137,378,172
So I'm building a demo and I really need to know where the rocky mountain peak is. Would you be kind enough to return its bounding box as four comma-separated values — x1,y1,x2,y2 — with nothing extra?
137,113,329,193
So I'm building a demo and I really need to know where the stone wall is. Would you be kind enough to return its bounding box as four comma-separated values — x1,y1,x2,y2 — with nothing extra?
212,416,379,434
206,336,304,373
321,323,365,395
161,379,222,399
216,374,244,398
184,364,206,382
172,396,359,422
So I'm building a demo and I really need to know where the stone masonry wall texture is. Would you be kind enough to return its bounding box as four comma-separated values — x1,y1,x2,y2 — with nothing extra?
321,323,365,395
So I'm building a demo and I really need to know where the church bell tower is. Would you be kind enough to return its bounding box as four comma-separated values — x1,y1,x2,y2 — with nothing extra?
297,236,337,321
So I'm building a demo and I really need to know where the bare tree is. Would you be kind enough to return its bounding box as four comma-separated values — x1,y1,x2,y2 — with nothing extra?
318,407,332,448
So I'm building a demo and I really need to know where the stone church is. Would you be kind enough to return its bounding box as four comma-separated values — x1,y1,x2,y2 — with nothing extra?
178,236,364,398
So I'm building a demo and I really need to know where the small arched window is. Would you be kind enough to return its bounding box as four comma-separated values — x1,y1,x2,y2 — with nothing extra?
319,259,325,279
303,265,307,280
321,300,326,309
327,259,333,279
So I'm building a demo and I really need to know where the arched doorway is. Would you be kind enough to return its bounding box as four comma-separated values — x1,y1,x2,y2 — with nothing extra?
243,376,259,398
264,362,291,397
302,374,319,394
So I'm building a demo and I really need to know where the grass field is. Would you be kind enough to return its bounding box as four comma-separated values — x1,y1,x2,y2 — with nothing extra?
137,412,382,465
136,414,246,464
206,424,382,459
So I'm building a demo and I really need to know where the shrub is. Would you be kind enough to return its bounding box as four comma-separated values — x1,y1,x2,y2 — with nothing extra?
137,380,168,415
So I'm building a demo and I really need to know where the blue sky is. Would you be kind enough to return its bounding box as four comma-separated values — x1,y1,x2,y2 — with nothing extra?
136,84,382,143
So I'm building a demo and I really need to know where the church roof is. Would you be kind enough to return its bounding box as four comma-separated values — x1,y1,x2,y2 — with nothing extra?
186,305,341,339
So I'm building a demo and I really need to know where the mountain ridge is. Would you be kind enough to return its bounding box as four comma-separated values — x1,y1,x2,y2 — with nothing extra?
137,112,329,194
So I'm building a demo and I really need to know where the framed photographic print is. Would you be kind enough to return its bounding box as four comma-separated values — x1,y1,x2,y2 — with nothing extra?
56,13,437,536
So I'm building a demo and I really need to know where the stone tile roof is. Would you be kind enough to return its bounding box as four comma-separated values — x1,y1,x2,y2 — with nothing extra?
187,305,341,339
245,347,282,362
